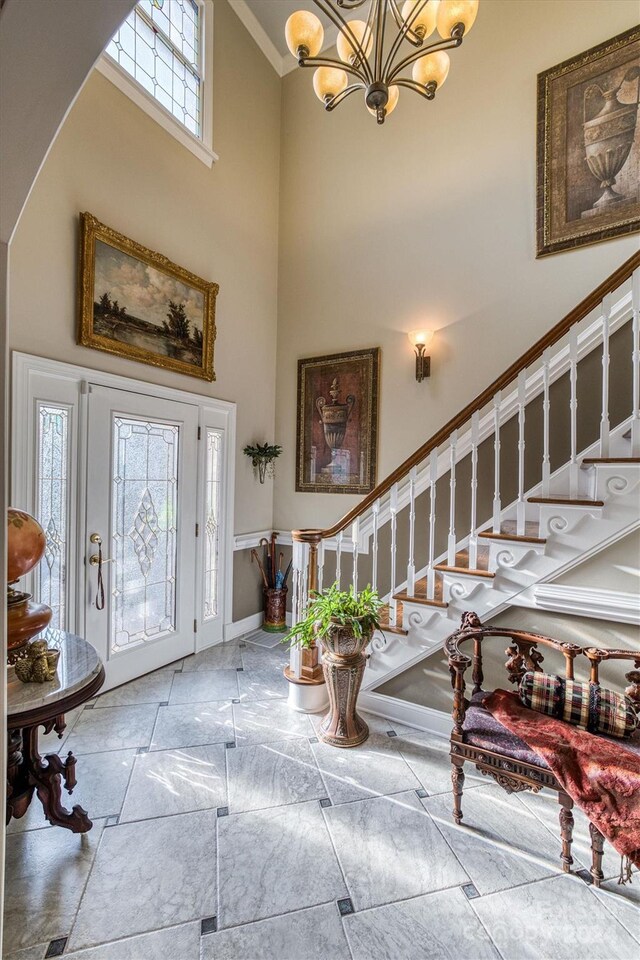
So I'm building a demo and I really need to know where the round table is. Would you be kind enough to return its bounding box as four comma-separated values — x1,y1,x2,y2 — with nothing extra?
7,629,105,833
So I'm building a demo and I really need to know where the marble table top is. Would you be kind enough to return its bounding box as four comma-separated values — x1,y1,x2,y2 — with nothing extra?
8,629,103,719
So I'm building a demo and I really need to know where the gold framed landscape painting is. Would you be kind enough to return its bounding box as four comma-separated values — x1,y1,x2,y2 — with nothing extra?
78,213,218,380
296,347,380,495
536,27,640,258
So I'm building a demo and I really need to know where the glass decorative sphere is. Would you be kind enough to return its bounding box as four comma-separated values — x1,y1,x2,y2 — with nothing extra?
7,508,47,585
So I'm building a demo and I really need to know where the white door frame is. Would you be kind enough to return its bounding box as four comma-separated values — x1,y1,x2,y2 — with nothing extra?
11,352,236,650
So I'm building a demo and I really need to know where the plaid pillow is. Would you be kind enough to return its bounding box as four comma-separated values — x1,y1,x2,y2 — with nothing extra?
519,671,638,740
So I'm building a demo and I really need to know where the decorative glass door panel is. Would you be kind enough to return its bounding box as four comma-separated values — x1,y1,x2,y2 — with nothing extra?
85,385,198,691
35,404,70,629
111,417,179,653
203,427,222,622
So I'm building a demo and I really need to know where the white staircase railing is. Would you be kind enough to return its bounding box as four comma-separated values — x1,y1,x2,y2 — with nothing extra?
288,253,640,685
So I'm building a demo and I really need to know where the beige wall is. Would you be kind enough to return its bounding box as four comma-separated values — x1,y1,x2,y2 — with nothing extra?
274,0,639,533
8,0,281,537
556,528,639,592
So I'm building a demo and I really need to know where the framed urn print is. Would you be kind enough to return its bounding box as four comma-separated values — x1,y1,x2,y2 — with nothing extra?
296,348,380,495
78,213,218,381
536,27,639,257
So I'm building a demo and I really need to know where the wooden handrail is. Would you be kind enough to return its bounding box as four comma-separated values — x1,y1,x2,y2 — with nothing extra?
303,251,640,542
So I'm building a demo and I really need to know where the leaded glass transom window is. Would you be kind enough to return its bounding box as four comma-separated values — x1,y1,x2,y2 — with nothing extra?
111,416,179,652
35,405,70,629
106,0,201,137
203,428,222,620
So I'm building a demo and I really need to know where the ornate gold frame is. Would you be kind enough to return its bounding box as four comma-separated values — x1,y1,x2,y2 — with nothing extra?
296,347,380,495
77,212,218,381
536,27,640,258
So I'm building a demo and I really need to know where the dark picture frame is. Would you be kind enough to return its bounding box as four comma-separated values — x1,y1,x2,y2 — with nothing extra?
296,347,380,495
536,27,639,258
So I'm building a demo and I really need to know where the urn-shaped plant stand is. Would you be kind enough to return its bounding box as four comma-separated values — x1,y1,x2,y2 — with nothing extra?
318,619,371,748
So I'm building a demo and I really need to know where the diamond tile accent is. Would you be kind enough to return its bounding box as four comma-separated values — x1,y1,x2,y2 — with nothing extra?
201,916,217,935
337,898,354,917
462,882,480,900
45,938,67,958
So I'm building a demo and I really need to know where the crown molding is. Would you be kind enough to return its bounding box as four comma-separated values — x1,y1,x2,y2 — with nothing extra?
228,0,339,78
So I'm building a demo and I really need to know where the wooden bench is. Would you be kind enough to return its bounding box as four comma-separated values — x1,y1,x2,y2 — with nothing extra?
445,611,640,886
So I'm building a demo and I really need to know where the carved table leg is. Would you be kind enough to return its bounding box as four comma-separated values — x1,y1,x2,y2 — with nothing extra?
7,724,93,833
451,758,465,825
558,791,574,872
589,822,605,887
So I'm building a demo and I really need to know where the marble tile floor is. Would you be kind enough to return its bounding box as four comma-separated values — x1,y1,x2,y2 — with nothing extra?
4,635,638,960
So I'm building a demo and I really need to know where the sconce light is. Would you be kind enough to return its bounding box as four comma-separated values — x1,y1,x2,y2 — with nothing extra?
408,330,433,382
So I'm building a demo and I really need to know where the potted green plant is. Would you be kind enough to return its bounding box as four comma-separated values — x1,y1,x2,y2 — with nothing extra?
284,582,384,748
243,442,282,484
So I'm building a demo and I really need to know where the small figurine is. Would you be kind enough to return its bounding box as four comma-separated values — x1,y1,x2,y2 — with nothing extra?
14,639,60,683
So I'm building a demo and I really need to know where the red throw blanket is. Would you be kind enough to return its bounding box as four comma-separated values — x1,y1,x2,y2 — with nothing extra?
484,689,640,870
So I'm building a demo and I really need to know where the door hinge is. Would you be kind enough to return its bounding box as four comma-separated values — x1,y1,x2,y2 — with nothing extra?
194,618,198,633
195,522,199,537
197,426,201,440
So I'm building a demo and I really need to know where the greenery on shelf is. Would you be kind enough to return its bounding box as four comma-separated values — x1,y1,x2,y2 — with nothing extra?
243,442,283,483
283,582,384,649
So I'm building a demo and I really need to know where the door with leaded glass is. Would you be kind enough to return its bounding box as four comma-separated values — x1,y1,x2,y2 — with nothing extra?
84,385,198,690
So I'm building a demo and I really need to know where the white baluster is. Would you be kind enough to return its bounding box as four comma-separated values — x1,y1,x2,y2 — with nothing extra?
600,293,612,457
468,413,479,569
351,518,359,594
632,269,640,456
447,430,457,566
569,325,579,497
371,498,380,593
542,348,551,497
335,531,343,589
289,538,308,680
493,392,502,532
427,450,437,600
517,370,527,535
407,466,417,595
317,539,324,594
389,483,398,626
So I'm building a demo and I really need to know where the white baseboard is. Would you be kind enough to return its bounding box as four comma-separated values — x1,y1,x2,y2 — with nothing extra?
224,610,292,641
358,691,450,739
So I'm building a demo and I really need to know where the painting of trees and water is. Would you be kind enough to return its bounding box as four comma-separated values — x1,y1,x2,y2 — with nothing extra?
78,213,218,381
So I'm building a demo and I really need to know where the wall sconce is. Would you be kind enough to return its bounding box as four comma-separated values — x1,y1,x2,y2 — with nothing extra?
408,330,433,382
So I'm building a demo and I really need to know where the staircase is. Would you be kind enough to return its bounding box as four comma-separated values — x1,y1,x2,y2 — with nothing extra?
288,253,640,720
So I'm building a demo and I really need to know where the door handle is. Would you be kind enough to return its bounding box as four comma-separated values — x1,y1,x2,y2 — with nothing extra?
89,533,110,610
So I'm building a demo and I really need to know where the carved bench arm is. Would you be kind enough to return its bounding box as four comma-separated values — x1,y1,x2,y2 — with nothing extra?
584,647,640,712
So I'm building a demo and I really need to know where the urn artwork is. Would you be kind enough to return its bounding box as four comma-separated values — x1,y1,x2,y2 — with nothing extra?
7,508,53,662
316,379,355,483
583,66,640,217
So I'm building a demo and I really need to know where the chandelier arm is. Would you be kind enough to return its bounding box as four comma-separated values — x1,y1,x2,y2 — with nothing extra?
298,54,368,84
383,0,430,76
387,34,462,83
312,0,374,84
393,77,436,100
335,0,369,8
373,0,387,79
325,82,366,110
388,0,424,46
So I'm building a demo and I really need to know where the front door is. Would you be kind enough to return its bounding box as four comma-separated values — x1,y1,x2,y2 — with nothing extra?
84,384,198,690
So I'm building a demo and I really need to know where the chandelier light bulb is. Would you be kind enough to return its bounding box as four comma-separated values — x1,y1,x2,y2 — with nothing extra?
437,0,479,38
285,10,324,59
401,0,440,39
412,50,450,90
313,66,348,103
336,19,373,64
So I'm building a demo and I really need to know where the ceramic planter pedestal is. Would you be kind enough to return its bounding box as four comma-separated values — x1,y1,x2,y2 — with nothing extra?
318,621,371,748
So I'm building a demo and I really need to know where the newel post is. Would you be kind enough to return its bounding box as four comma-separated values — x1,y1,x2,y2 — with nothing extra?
284,530,329,714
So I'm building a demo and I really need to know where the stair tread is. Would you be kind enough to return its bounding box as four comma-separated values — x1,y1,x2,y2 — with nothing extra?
582,457,640,464
528,496,604,506
478,520,545,544
434,546,494,578
378,602,408,636
393,592,448,608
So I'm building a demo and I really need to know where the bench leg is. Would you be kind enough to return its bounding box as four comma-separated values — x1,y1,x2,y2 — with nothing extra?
451,758,465,825
589,822,604,888
558,791,574,873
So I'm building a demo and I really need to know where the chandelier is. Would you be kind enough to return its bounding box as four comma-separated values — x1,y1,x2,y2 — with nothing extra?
285,0,479,123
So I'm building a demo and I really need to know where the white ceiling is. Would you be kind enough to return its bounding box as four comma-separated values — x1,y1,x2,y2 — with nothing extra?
234,0,337,75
